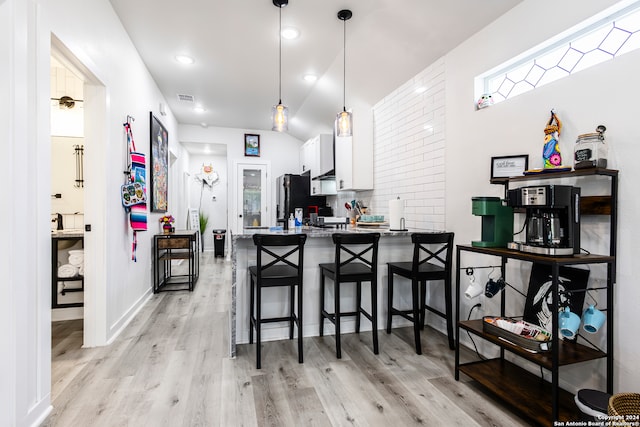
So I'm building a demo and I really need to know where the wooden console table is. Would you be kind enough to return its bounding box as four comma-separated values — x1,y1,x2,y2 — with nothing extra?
153,230,199,293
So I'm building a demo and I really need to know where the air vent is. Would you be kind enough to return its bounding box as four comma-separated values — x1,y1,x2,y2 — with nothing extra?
177,94,195,103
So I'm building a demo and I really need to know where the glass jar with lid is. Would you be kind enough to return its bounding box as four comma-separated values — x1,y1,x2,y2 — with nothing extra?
574,125,607,169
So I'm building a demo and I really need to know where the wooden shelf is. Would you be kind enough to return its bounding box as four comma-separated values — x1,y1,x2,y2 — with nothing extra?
459,319,606,369
490,167,618,185
456,244,613,266
458,358,579,425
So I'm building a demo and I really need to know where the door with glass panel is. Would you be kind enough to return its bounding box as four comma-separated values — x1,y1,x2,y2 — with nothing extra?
235,163,269,234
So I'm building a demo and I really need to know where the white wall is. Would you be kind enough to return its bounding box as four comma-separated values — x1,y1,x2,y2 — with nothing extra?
187,154,228,250
445,0,639,393
2,0,190,424
371,58,447,231
178,124,304,234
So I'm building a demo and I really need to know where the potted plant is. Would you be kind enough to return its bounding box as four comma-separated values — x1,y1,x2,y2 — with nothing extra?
199,211,209,249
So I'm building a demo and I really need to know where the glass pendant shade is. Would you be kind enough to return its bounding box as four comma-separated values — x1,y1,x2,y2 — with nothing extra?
336,109,352,137
271,102,289,132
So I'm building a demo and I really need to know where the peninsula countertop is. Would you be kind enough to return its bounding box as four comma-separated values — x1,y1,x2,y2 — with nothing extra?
228,226,445,358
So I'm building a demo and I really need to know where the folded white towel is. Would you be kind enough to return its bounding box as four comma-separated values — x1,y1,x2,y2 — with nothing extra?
58,264,78,278
68,254,84,266
78,264,84,276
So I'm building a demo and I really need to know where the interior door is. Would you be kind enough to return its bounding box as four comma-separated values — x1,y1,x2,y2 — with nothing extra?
235,163,269,234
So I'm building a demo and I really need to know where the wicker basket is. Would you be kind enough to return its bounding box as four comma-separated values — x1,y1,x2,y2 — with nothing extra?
608,393,640,426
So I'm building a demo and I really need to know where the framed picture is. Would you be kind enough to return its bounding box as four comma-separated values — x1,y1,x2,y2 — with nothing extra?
244,133,260,157
523,264,589,339
150,113,168,212
490,154,528,181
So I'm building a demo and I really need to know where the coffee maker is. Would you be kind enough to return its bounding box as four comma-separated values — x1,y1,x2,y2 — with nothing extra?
507,185,580,256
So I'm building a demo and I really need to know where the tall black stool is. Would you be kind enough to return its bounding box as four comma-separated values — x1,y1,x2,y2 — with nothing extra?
319,233,380,359
249,233,307,369
386,232,455,354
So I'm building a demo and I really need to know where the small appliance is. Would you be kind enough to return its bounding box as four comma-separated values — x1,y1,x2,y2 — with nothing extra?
507,184,580,256
471,197,513,248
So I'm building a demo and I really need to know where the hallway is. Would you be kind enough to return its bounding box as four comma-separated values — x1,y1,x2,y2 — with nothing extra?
46,252,528,426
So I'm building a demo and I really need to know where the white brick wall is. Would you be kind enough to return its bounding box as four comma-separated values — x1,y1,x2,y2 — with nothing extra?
370,57,446,231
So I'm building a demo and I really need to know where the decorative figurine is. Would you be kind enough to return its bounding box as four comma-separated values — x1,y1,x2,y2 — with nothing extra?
543,110,563,168
477,93,494,109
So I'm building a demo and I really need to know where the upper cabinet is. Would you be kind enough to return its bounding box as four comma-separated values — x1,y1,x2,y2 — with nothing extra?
300,134,334,178
334,110,373,191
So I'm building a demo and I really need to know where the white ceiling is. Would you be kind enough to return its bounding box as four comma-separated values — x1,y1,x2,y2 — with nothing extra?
108,0,522,146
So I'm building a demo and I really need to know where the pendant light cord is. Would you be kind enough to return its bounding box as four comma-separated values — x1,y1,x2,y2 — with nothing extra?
278,5,283,104
342,18,346,111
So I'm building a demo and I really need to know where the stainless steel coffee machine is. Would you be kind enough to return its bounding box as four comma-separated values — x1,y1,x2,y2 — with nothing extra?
507,185,580,256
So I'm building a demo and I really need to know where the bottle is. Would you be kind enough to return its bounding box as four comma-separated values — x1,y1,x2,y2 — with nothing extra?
288,213,295,230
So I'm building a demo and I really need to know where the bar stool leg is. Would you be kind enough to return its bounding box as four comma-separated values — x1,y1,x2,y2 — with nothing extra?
297,283,304,363
444,276,455,350
256,284,262,369
355,281,362,333
420,280,427,330
335,279,341,359
289,284,295,340
371,278,379,354
319,272,325,337
386,266,393,334
411,278,421,355
249,276,255,344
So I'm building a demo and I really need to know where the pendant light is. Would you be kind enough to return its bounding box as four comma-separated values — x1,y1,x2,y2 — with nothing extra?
271,0,289,132
336,9,353,137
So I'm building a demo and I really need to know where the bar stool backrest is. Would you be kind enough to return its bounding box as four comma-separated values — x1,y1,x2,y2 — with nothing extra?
331,233,381,277
411,232,454,276
252,234,307,283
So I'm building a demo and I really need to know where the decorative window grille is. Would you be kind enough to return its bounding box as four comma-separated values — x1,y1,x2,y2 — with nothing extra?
476,1,640,104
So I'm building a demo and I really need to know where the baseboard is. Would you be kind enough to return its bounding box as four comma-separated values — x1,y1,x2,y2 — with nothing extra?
106,288,153,345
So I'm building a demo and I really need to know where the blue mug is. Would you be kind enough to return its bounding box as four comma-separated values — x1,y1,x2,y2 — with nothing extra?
582,305,606,334
559,307,581,339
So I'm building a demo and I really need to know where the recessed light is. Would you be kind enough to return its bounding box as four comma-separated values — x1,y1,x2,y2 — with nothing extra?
193,106,206,113
415,86,427,94
175,55,195,65
303,74,317,82
281,27,300,40
200,122,208,128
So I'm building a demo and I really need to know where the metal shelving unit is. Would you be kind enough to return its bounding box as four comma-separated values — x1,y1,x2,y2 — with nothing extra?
455,168,617,425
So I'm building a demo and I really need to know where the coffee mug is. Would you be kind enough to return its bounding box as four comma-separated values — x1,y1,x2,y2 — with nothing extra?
485,278,505,298
582,304,606,334
465,278,484,299
559,307,581,339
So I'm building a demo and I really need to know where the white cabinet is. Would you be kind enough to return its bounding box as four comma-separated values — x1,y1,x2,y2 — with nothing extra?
300,134,334,178
300,139,315,175
334,111,373,191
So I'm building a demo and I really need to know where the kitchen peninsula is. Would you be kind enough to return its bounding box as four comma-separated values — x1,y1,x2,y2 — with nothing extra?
229,227,443,357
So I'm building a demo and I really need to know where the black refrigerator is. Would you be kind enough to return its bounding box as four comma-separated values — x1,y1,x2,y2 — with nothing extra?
276,174,326,229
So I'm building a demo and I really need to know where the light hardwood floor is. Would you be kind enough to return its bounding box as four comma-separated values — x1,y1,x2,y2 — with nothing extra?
46,252,530,426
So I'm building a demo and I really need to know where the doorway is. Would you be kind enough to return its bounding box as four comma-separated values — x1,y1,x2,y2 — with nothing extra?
50,35,108,350
234,162,270,234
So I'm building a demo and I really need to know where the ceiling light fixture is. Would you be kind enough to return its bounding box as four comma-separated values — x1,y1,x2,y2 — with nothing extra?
175,54,195,65
271,0,289,132
303,74,317,82
336,9,353,137
281,26,299,40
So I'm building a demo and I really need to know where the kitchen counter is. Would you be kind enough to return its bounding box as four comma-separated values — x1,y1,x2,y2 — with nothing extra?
228,226,445,357
51,229,85,238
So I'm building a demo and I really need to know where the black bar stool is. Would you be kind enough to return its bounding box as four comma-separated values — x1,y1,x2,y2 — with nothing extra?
386,232,455,354
249,233,307,369
319,232,380,359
